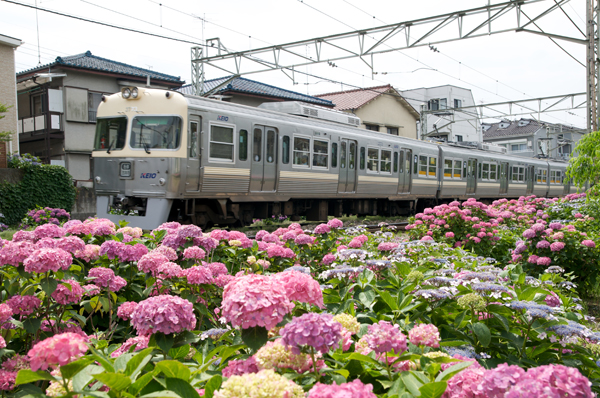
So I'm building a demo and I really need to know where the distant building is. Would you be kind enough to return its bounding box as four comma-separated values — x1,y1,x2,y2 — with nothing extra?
0,33,23,166
400,85,481,142
178,76,334,108
482,118,585,160
15,51,184,183
315,84,420,139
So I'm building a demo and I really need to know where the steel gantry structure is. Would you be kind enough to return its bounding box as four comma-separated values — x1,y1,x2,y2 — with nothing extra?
191,0,599,131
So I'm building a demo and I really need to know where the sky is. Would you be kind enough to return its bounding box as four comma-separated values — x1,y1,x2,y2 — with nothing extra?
0,0,589,128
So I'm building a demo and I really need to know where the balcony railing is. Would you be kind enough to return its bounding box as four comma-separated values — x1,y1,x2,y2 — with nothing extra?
18,112,63,134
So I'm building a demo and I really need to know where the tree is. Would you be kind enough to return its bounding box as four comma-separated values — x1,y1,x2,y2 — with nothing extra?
566,130,598,194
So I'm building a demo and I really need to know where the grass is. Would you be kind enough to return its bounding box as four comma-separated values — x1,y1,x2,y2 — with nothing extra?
0,229,17,240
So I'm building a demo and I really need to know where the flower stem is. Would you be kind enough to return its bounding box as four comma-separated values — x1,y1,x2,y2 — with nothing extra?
310,347,320,382
385,352,393,381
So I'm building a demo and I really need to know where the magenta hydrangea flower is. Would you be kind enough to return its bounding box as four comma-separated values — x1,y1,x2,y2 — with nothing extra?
152,246,178,261
222,357,259,378
55,236,86,254
445,232,455,238
155,262,183,279
194,236,219,251
6,295,41,316
33,224,65,240
28,332,88,371
505,364,593,398
207,262,228,276
23,248,72,273
378,242,399,251
327,218,343,228
117,301,139,320
408,323,440,348
99,240,125,260
364,321,407,354
550,241,565,252
545,291,561,307
119,243,149,262
221,274,294,330
130,295,196,336
272,271,324,308
110,335,149,358
322,254,335,265
137,252,170,274
308,380,376,398
444,362,486,398
476,363,525,398
582,240,596,248
536,257,552,266
0,304,12,325
280,313,343,355
183,246,206,260
522,229,536,239
11,231,35,242
88,267,127,292
51,279,85,305
183,265,213,285
0,370,17,391
82,284,101,296
313,224,331,234
0,241,34,266
74,244,101,263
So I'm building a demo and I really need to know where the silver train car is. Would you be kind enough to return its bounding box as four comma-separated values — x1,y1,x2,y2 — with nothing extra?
92,87,576,229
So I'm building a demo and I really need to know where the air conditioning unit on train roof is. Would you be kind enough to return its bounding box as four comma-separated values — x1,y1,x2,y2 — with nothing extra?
258,101,361,127
478,143,508,154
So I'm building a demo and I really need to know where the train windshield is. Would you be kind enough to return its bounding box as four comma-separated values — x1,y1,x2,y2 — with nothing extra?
131,116,182,150
94,117,127,151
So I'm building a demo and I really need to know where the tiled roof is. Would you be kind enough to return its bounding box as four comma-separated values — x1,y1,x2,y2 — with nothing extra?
177,77,334,107
17,51,183,84
482,118,543,139
316,84,393,111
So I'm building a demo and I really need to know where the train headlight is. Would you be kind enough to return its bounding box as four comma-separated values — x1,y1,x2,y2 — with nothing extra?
120,162,132,177
122,88,131,99
131,88,139,99
94,176,101,183
158,178,166,186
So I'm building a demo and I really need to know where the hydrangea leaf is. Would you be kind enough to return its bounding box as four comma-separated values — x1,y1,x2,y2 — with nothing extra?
241,326,268,352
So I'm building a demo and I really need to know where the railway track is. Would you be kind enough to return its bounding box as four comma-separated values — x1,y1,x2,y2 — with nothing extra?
242,221,409,239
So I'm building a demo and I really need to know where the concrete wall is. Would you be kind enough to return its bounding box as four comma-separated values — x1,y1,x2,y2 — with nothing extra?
0,44,19,155
353,93,418,139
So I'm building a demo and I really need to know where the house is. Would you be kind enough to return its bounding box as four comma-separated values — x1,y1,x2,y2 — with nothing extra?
0,33,23,167
15,51,185,184
178,76,334,108
482,118,586,160
400,85,481,142
315,85,420,139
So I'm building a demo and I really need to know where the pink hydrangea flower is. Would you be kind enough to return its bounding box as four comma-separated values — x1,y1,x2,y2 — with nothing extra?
444,362,486,398
88,267,127,292
74,244,101,262
184,265,213,285
0,241,34,266
117,301,139,320
152,246,178,261
155,262,183,279
28,332,88,371
505,364,593,398
55,236,86,254
408,323,440,348
378,242,399,251
364,321,407,354
23,248,72,273
137,252,170,274
545,291,561,307
313,224,331,234
550,241,565,252
476,363,525,398
0,370,17,391
51,280,85,305
183,247,206,260
308,380,376,398
322,254,335,265
281,313,343,355
582,240,596,248
445,232,455,238
536,257,552,266
272,271,324,308
327,218,343,228
6,295,41,316
33,224,65,240
222,357,259,377
110,335,149,358
130,295,196,336
0,305,12,325
221,274,294,330
294,234,315,245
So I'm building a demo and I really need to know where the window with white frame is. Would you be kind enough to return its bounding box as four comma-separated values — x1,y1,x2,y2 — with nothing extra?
480,162,498,180
443,158,462,179
489,163,497,180
293,136,310,167
209,124,235,161
419,155,428,176
512,166,525,182
312,139,329,168
428,156,437,177
367,148,379,172
380,150,392,173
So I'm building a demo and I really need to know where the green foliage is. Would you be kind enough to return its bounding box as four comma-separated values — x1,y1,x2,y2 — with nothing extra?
0,102,14,142
0,163,76,225
567,130,598,192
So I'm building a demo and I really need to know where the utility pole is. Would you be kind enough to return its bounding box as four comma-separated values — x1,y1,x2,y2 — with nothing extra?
587,0,599,132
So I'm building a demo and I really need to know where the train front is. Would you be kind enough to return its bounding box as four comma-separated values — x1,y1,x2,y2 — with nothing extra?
92,87,188,229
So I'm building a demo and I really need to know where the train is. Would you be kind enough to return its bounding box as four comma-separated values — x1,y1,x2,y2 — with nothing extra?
92,86,576,230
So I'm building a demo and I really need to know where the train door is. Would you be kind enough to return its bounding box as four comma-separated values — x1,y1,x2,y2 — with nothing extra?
250,125,278,192
466,158,477,194
185,115,201,192
526,165,535,194
499,162,509,194
397,148,412,193
338,139,357,193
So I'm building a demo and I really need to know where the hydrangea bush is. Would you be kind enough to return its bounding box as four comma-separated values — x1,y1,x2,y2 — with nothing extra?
0,195,598,397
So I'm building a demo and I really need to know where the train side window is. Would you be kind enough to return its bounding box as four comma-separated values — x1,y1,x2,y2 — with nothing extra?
381,150,392,173
444,159,452,178
360,147,366,170
331,143,338,168
253,128,262,162
518,167,525,182
238,129,248,161
537,169,542,183
393,152,399,173
419,155,427,176
482,163,489,180
453,160,462,178
478,163,482,179
293,136,310,167
542,169,547,183
349,142,356,169
463,161,467,179
282,136,290,164
490,163,497,180
313,139,329,168
550,170,556,184
340,142,346,169
209,125,234,161
189,121,199,158
367,148,379,173
557,171,562,183
428,156,437,177
414,155,418,175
